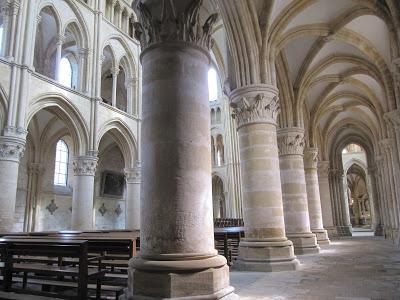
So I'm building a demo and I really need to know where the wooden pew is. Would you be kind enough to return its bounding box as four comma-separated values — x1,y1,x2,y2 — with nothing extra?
0,238,105,299
214,227,244,266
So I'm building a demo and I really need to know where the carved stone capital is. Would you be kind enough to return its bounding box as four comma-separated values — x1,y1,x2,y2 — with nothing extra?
0,136,25,162
78,48,90,59
28,163,44,175
133,0,218,51
318,161,330,178
304,147,319,169
230,84,280,129
125,161,141,184
379,138,393,154
110,66,120,77
384,109,400,130
392,58,400,81
329,168,344,179
73,156,98,176
277,128,305,156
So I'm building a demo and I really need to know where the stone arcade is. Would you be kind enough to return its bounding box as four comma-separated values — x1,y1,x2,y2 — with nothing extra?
0,0,399,299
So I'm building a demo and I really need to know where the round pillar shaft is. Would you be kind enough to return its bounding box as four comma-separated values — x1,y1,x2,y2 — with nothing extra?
71,156,98,230
230,85,299,272
0,135,26,232
277,128,319,255
128,1,235,299
304,148,330,245
125,165,141,231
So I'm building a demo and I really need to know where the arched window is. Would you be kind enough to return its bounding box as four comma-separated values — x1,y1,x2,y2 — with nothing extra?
208,68,218,102
54,140,69,186
59,57,72,88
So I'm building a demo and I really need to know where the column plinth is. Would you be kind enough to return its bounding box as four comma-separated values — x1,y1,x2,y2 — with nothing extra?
126,1,236,298
304,148,330,245
277,128,319,254
0,132,26,232
71,155,98,230
230,84,299,271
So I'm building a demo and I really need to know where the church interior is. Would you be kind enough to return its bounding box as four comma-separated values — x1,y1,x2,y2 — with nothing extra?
0,0,399,299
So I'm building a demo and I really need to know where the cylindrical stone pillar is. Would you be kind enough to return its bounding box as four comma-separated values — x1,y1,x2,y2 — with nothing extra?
124,163,140,231
230,85,299,271
317,161,336,236
0,135,25,232
71,156,98,230
127,1,235,299
304,148,330,245
277,128,319,254
329,168,352,236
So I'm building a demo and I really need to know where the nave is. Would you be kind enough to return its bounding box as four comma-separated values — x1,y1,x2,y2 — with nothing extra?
232,233,400,300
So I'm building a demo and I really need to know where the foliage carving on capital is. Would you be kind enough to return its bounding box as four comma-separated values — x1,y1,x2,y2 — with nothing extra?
0,139,25,162
277,129,305,156
231,93,280,128
73,156,98,176
304,147,319,169
125,161,141,184
318,161,330,177
133,0,218,51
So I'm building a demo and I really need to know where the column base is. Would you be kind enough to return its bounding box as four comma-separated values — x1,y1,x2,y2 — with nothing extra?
124,255,236,299
235,238,300,272
287,233,320,255
373,224,384,236
312,229,330,245
335,225,352,236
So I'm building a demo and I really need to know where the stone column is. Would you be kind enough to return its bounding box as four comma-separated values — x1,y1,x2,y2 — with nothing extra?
71,156,98,230
230,86,299,271
317,161,336,235
329,168,352,236
125,77,136,115
6,2,19,59
126,1,235,299
110,0,116,23
277,128,319,254
0,3,10,57
55,34,64,82
375,156,391,236
124,162,140,231
367,166,383,236
111,66,119,107
0,133,26,232
78,48,89,93
304,148,330,245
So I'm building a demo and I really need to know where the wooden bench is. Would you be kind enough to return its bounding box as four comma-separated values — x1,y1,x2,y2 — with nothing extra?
0,238,105,299
214,227,244,266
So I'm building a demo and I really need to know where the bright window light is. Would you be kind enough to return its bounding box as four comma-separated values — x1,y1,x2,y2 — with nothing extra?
208,68,218,101
54,140,69,186
59,57,72,88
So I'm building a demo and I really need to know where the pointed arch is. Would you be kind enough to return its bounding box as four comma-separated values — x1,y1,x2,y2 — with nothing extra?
97,119,138,168
26,93,90,155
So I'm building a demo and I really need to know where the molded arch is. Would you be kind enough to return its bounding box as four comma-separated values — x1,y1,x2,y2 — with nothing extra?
36,3,62,34
96,119,138,168
26,93,90,156
101,35,138,76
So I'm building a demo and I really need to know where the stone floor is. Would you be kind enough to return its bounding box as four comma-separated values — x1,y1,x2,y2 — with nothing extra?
231,234,400,300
